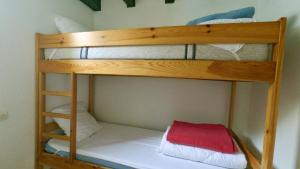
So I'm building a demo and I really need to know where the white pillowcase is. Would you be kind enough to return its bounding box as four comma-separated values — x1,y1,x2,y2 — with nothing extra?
51,103,101,142
54,15,90,33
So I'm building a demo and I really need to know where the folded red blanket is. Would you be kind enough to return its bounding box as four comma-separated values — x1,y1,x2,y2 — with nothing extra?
167,121,236,153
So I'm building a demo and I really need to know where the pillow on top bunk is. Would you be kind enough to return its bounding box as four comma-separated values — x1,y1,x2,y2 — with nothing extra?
186,6,255,25
197,18,255,55
54,15,90,33
51,103,102,142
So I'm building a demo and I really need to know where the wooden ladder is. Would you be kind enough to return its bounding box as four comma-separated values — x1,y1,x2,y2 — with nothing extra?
38,72,78,161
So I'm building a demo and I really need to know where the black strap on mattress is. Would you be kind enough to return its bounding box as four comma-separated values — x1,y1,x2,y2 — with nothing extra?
80,47,84,59
192,44,196,60
80,47,89,59
85,47,89,59
184,44,188,60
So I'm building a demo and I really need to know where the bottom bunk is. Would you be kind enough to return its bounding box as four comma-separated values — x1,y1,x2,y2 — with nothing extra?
43,122,247,169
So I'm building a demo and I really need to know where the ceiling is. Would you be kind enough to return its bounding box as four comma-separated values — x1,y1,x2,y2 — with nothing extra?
80,0,175,11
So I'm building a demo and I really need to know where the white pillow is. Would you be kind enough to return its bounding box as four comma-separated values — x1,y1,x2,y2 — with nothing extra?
198,18,256,59
54,15,90,33
51,103,101,142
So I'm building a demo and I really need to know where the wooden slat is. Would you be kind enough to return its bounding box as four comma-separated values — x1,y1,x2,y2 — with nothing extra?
43,133,70,141
40,153,108,169
43,112,71,119
231,130,261,169
261,17,287,169
45,122,60,133
39,60,276,82
70,73,78,161
39,21,280,48
228,81,236,129
41,91,71,97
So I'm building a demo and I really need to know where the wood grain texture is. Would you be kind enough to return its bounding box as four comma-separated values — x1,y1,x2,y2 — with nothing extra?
41,91,71,97
231,130,261,169
70,73,78,161
261,17,287,169
39,60,276,82
36,18,287,169
40,153,109,169
43,112,71,119
228,82,236,129
45,122,60,133
88,75,95,115
39,21,280,48
38,73,45,156
42,133,70,141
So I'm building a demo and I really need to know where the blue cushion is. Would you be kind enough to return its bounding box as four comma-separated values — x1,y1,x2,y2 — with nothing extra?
186,7,255,25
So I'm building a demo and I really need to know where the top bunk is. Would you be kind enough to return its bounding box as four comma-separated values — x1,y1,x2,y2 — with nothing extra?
36,17,286,83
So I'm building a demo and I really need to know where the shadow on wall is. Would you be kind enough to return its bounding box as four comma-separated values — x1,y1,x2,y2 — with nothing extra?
283,15,300,168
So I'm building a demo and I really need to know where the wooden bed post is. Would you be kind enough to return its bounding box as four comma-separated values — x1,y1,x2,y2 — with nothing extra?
261,17,286,169
88,75,95,115
228,81,237,129
70,73,78,161
36,33,45,169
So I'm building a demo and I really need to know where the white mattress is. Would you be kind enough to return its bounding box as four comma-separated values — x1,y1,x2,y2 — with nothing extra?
47,122,235,169
44,44,270,61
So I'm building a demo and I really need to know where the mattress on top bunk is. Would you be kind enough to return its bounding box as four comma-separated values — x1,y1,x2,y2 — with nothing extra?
45,122,245,169
44,44,271,61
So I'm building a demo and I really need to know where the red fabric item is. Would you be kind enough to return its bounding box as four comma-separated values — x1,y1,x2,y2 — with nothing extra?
167,121,236,153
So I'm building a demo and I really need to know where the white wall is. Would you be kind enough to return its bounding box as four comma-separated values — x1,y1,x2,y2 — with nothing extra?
93,0,256,130
246,0,300,168
0,1,93,169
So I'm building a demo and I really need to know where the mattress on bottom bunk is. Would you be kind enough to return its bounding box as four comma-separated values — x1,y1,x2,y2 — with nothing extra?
44,44,270,61
45,122,246,169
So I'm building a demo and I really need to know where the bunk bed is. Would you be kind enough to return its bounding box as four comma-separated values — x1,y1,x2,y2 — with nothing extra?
36,17,286,169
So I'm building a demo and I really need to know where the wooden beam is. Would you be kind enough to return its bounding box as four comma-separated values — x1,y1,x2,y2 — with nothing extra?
42,112,71,119
36,33,44,169
123,0,135,8
228,82,236,129
39,60,276,83
165,0,175,3
80,0,101,11
88,75,95,115
70,73,78,161
261,17,287,169
41,91,71,97
39,21,280,48
43,133,70,141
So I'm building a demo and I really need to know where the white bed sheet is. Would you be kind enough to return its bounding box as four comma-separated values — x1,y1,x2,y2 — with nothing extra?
47,122,235,169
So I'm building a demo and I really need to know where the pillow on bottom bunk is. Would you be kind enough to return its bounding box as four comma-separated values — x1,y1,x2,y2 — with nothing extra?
159,127,247,169
51,103,102,142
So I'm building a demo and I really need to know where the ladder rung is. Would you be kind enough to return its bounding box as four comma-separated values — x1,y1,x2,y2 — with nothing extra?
41,91,71,97
43,133,70,141
42,112,71,119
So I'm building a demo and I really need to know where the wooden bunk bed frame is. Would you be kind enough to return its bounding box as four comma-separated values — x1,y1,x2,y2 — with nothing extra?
36,18,286,169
